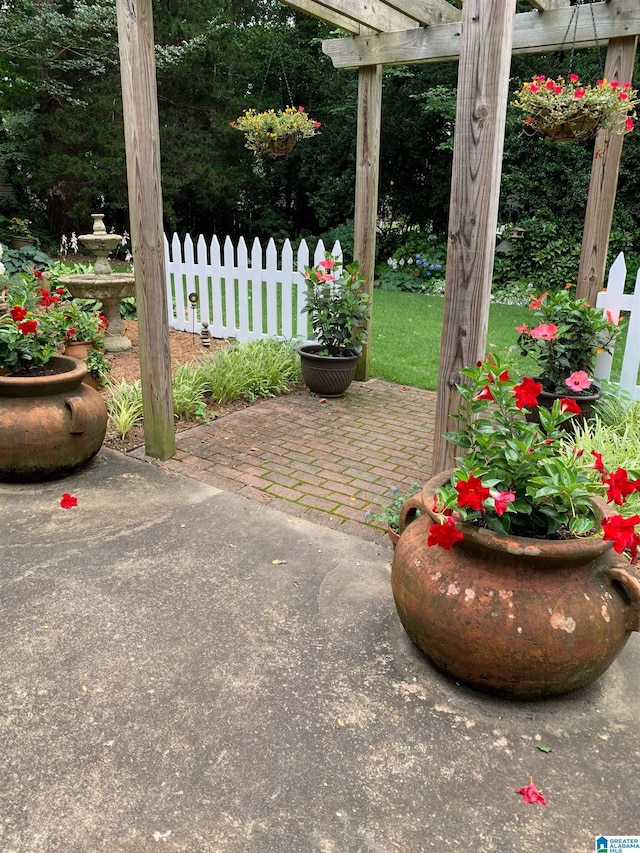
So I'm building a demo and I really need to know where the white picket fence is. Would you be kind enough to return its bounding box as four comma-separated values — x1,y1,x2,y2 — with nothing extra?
595,252,640,400
164,233,342,343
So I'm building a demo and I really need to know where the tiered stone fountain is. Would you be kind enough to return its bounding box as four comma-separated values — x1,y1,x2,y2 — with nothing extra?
58,214,136,352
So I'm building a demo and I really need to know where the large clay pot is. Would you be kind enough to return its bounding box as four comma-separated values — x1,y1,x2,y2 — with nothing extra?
391,471,640,699
0,356,108,482
298,344,359,398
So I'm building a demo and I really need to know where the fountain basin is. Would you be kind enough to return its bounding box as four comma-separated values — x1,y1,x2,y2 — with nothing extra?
58,272,136,353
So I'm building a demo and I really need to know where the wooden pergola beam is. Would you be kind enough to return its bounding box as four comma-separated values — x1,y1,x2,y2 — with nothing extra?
528,0,571,10
380,0,461,26
281,0,420,34
322,0,640,68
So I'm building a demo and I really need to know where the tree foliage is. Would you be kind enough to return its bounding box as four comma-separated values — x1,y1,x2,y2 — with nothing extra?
0,0,638,270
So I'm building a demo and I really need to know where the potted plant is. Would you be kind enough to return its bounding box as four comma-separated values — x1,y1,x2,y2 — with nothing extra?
391,354,640,699
50,297,109,356
366,483,421,547
515,285,622,418
513,74,637,142
0,270,107,481
231,105,321,156
8,217,34,250
298,255,371,397
84,346,111,389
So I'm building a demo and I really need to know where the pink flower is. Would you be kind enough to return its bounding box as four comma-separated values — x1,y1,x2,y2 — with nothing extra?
626,117,635,132
314,272,334,283
569,73,580,83
515,324,529,334
610,80,620,89
529,84,539,94
530,323,559,341
620,92,629,101
545,80,555,91
565,371,591,392
318,258,336,270
492,491,516,517
574,88,586,99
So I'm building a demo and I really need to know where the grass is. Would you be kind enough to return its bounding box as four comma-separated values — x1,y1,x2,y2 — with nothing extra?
370,290,630,390
104,339,302,440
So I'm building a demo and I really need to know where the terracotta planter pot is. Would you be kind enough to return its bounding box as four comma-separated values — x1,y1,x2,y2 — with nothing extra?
0,356,108,482
391,471,640,699
298,345,359,398
63,340,94,360
10,236,34,250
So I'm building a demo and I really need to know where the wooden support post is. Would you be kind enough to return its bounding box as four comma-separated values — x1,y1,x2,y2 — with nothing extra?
353,59,382,382
432,0,515,475
116,0,175,460
577,36,638,305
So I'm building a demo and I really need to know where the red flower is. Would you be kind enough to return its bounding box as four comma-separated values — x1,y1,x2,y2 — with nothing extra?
455,475,490,511
574,88,586,99
602,513,640,563
513,378,542,410
60,493,78,509
39,289,60,307
626,117,635,132
65,327,77,341
545,80,555,90
591,451,606,472
516,780,547,806
528,85,539,94
98,313,109,330
33,268,42,279
18,319,38,334
569,73,580,83
559,398,582,415
620,92,629,101
602,468,638,506
529,292,548,310
427,517,463,550
475,385,495,402
530,323,558,341
553,85,562,95
610,80,620,89
9,305,27,321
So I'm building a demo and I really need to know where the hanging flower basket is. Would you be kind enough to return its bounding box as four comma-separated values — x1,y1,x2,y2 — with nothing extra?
230,106,321,157
513,75,638,143
267,133,299,157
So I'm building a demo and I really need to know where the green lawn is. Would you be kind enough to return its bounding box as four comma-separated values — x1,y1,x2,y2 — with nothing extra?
369,290,628,390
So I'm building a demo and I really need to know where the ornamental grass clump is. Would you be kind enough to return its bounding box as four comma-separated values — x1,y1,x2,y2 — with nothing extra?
427,354,640,561
516,286,622,395
231,105,320,156
513,74,638,141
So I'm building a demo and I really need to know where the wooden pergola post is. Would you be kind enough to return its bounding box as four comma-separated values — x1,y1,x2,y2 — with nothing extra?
577,35,638,304
353,55,382,381
115,0,175,460
432,0,515,474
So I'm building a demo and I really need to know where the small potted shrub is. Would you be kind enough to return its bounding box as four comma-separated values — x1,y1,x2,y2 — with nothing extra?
298,255,371,397
515,285,623,419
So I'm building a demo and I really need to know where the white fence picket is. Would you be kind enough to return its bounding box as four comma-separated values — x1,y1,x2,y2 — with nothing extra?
164,233,343,344
595,252,640,400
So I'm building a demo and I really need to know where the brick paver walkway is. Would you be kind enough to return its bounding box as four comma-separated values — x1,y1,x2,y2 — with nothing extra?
160,379,437,542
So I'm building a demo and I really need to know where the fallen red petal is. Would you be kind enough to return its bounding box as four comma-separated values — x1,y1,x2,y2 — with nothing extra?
516,781,547,805
60,493,78,509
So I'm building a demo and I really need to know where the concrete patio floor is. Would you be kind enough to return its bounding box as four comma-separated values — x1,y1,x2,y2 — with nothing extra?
1,380,639,852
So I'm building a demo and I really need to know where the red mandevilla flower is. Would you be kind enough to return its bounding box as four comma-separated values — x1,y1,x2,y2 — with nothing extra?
18,319,38,334
455,475,490,511
475,385,495,402
9,305,27,321
513,377,542,410
60,493,78,509
601,468,638,506
602,514,640,563
427,517,463,550
591,450,606,472
559,398,582,415
528,292,548,310
492,491,516,517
